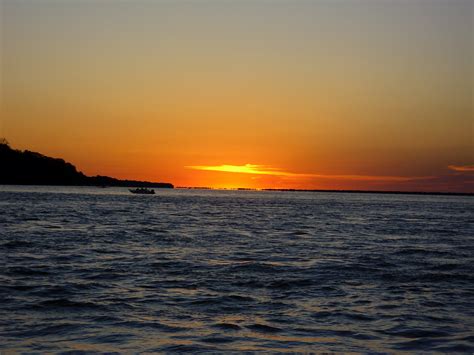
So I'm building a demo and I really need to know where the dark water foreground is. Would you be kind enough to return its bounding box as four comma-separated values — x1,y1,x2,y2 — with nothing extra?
1,186,473,353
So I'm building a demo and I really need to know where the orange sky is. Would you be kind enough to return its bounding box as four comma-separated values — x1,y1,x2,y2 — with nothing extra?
1,0,473,192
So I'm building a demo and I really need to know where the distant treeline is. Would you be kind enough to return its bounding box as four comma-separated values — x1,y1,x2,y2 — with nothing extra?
262,188,472,197
0,139,173,188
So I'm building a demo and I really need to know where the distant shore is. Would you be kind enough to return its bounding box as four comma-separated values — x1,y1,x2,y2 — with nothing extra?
176,186,473,197
0,141,173,189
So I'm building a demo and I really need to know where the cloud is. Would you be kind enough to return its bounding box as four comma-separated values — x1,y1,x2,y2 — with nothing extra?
186,164,432,181
187,164,292,176
448,165,474,172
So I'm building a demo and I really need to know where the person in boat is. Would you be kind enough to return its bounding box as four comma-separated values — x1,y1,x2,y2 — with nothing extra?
130,187,155,194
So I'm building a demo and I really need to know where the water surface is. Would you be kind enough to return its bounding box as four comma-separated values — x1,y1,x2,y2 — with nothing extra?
1,186,473,352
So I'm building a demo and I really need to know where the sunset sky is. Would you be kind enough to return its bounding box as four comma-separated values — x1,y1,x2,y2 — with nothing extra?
1,0,473,192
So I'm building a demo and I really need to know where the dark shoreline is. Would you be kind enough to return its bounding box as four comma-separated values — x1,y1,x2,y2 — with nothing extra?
0,182,173,189
2,184,472,196
176,186,473,197
262,188,473,197
0,141,174,189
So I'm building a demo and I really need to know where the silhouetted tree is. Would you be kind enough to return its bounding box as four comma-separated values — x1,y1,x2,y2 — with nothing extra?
0,141,174,188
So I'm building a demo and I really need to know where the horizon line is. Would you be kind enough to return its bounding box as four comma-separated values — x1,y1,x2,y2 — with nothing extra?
175,186,473,196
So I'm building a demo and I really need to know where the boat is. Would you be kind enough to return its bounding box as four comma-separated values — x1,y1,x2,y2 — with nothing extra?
129,187,155,194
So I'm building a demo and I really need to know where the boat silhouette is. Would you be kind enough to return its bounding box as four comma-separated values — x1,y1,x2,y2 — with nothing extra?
129,187,155,194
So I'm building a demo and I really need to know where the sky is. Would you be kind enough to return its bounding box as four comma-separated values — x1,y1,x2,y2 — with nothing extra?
1,0,473,192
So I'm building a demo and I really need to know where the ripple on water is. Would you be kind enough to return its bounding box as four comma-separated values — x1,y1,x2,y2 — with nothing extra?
0,188,472,353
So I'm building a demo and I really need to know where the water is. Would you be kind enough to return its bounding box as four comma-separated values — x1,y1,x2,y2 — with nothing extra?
1,186,473,353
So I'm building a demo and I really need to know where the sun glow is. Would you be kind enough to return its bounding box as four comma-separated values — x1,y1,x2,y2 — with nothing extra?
186,164,434,182
4,0,472,193
186,164,293,176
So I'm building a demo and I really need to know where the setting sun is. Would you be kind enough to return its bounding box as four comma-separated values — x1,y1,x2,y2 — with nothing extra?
187,164,293,176
185,163,439,190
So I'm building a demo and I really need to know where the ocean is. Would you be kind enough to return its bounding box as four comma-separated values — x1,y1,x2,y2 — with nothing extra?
1,186,473,353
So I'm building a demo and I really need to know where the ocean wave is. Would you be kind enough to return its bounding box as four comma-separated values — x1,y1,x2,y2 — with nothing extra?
1,188,472,353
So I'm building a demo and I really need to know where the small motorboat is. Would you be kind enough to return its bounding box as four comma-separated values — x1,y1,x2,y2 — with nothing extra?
129,187,155,194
